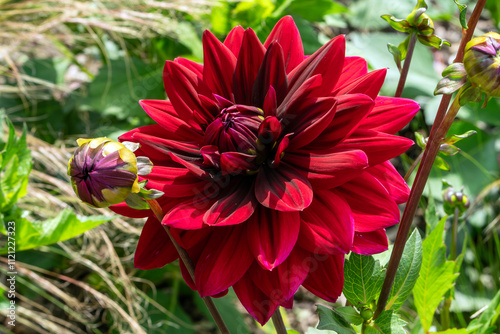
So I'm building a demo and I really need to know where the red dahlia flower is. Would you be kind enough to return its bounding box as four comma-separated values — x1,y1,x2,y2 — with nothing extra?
111,16,419,325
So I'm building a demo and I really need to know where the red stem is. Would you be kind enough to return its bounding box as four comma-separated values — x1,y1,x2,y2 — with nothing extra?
395,33,417,98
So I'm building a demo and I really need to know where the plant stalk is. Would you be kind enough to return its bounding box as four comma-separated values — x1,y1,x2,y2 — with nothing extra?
272,308,288,334
146,199,230,334
374,0,487,318
404,151,423,182
395,33,417,97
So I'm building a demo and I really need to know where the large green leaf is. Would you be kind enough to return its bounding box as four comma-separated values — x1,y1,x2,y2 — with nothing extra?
343,253,385,305
364,310,406,334
316,304,356,334
413,217,459,333
386,229,423,311
0,209,112,253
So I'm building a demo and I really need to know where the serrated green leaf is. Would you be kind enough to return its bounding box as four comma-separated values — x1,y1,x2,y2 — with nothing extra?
364,310,406,334
454,0,469,29
334,307,363,326
343,253,385,305
316,305,356,334
413,217,459,333
434,156,450,171
386,229,423,311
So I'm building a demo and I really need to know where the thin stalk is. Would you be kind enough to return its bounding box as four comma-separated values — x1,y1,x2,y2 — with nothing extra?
272,308,287,334
146,199,229,334
441,207,459,330
375,89,463,318
395,33,417,97
404,151,423,182
373,0,488,317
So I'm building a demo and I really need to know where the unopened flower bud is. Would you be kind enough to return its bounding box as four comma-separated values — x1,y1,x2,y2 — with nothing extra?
68,137,140,207
464,32,500,97
442,186,470,216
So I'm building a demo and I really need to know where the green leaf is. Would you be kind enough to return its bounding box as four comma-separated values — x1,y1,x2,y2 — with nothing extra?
425,196,439,237
415,132,427,149
334,306,363,326
289,0,347,21
386,229,423,311
387,43,402,72
343,253,385,305
439,143,461,156
364,310,406,334
413,217,459,333
417,34,451,49
398,35,411,61
380,15,411,33
453,0,469,29
434,156,451,171
316,305,356,334
434,330,468,334
0,209,113,253
467,289,500,334
444,130,477,145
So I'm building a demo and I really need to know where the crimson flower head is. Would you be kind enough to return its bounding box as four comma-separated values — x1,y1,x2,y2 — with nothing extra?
112,16,419,325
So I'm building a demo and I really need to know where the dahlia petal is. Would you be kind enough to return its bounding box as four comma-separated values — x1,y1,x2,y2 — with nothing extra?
278,74,322,117
163,61,215,128
335,56,368,88
204,180,257,226
168,152,210,180
139,100,203,142
234,28,266,105
246,207,300,270
351,229,389,255
286,97,337,150
249,247,310,304
179,240,207,291
233,273,280,326
224,25,245,56
162,195,215,229
174,57,204,79
272,134,290,167
309,94,374,149
133,132,201,160
281,297,293,309
287,35,345,97
302,254,344,303
252,42,288,107
109,202,150,218
284,148,368,189
220,152,256,175
146,166,208,198
195,225,254,296
336,129,414,166
336,172,400,232
203,30,237,100
264,16,304,73
332,68,387,99
366,161,409,204
134,216,178,269
358,96,420,134
263,86,277,117
298,190,354,254
255,163,313,211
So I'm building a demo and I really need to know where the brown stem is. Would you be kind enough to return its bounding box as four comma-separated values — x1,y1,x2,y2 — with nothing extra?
146,199,230,333
373,0,487,318
395,33,418,98
404,151,424,182
272,308,287,334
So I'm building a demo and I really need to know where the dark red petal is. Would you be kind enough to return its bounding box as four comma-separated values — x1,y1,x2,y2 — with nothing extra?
336,129,414,166
179,239,208,291
352,229,389,255
263,86,277,117
332,68,387,99
246,207,300,270
139,100,204,142
195,225,254,296
162,194,215,229
336,172,400,232
281,297,293,309
134,216,178,269
233,273,280,326
278,74,322,117
234,28,266,105
169,226,212,250
335,56,368,88
203,30,237,100
168,152,209,180
163,61,215,128
264,16,304,73
249,247,310,304
284,148,368,189
358,96,420,134
285,97,337,150
287,35,345,97
252,42,288,107
302,254,344,303
174,57,203,79
224,25,245,56
298,190,354,254
145,166,208,198
366,161,409,204
255,163,313,212
258,116,281,145
109,202,150,218
220,152,256,175
272,134,290,167
203,179,257,226
309,94,374,149
133,132,201,160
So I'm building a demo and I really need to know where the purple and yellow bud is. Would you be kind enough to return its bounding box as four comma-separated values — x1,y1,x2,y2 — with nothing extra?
442,186,470,216
68,137,140,208
464,32,500,97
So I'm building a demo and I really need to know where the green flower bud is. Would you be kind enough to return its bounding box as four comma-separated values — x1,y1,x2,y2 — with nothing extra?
360,308,374,321
68,137,140,208
442,186,470,216
464,32,500,97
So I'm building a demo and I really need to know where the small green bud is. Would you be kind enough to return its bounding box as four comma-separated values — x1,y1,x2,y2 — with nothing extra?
442,184,470,216
464,32,500,98
360,307,374,321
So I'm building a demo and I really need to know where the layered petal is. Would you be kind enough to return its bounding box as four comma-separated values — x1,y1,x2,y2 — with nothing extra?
302,254,344,303
264,16,304,73
351,229,389,255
